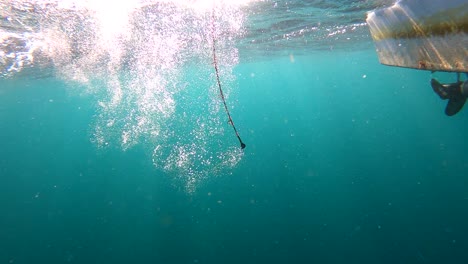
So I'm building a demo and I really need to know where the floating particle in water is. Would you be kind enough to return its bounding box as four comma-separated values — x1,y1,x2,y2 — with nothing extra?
289,54,295,63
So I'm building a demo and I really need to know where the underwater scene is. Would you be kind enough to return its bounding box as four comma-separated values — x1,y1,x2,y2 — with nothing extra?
1,0,467,263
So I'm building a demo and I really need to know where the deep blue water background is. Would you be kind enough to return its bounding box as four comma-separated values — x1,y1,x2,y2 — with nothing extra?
1,49,468,264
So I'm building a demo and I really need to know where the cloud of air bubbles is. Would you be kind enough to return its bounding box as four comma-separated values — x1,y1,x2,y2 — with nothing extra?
0,0,250,192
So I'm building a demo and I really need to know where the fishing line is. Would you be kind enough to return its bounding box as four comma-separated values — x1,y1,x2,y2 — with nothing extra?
211,6,246,149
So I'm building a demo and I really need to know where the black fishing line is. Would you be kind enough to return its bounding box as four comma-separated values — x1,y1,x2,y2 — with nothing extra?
211,8,246,149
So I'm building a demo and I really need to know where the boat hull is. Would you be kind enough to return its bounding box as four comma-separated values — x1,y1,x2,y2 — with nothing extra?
366,0,468,72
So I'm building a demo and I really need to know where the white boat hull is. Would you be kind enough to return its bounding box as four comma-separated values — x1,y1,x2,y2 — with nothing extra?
366,0,468,72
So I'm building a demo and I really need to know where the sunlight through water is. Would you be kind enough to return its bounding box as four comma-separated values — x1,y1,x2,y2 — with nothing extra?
0,0,254,192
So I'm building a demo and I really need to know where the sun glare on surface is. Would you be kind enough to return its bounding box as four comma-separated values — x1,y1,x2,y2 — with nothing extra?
184,0,256,11
2,0,252,192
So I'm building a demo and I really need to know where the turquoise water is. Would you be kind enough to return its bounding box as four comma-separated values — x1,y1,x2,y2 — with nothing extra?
2,1,468,263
